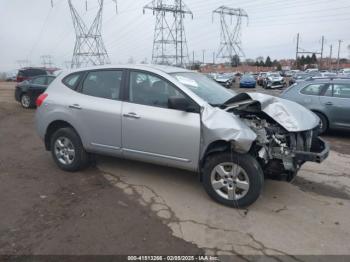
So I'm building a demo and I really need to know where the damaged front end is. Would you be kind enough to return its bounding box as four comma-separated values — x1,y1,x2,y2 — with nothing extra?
201,92,329,181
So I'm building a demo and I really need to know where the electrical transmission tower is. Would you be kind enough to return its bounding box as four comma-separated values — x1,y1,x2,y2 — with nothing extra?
213,6,248,63
67,0,114,68
143,0,193,67
41,55,54,68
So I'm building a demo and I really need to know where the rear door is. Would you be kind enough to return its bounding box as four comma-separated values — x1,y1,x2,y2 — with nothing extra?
296,83,328,111
320,83,350,129
67,69,125,156
121,70,201,171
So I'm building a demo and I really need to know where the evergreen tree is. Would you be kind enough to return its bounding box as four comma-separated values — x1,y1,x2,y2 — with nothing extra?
311,53,317,64
265,56,272,67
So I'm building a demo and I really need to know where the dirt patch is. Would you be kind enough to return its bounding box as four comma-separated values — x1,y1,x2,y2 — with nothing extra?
0,83,202,255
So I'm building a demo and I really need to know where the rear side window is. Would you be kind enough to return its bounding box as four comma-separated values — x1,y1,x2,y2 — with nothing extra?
32,76,46,85
47,76,55,85
62,72,83,90
300,84,325,96
81,70,123,100
333,84,350,98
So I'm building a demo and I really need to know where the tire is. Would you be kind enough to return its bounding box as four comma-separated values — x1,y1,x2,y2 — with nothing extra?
20,94,33,109
50,127,89,172
202,152,264,208
314,112,328,134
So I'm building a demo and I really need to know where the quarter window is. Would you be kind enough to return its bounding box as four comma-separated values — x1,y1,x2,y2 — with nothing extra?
129,71,185,109
82,70,122,100
62,72,83,90
333,84,350,98
47,76,55,85
300,84,325,96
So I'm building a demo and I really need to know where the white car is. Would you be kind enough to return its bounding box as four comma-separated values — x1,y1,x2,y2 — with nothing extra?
263,73,285,89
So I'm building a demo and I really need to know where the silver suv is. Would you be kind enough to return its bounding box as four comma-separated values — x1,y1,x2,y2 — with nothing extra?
35,65,329,207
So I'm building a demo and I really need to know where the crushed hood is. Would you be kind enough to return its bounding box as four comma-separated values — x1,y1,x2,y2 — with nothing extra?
224,92,319,132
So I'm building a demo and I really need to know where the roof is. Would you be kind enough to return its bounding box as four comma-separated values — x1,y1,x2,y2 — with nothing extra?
65,64,191,74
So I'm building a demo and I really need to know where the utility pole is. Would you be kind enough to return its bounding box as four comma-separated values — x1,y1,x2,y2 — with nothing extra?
329,45,333,70
337,40,343,71
213,52,215,64
192,50,195,65
202,49,205,65
143,0,193,67
295,33,299,68
213,6,248,64
320,36,324,69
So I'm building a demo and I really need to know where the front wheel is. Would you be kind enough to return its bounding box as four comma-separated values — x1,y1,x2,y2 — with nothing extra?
202,152,264,208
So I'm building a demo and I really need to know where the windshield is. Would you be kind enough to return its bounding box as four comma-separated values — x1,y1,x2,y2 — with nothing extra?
171,72,236,105
269,73,280,78
242,75,254,80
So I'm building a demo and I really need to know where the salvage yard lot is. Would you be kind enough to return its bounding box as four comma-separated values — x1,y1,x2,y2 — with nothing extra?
1,81,350,257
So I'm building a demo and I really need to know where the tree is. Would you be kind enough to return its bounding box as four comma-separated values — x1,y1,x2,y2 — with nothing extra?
245,58,255,66
311,53,317,64
256,56,264,63
305,55,311,64
231,55,240,67
276,63,282,71
265,56,272,67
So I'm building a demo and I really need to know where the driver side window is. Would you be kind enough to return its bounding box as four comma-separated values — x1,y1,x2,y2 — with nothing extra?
128,71,186,109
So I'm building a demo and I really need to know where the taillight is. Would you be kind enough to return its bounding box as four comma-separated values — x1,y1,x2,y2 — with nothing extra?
36,93,48,107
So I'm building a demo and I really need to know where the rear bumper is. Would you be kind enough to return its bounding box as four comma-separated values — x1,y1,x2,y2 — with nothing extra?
294,138,329,163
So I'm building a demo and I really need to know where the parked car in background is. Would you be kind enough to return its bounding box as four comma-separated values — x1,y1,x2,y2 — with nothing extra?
6,75,17,82
35,64,328,208
257,72,267,86
214,73,234,88
289,72,310,85
305,68,319,74
15,75,56,108
239,74,256,88
263,72,285,89
16,67,49,83
281,79,350,134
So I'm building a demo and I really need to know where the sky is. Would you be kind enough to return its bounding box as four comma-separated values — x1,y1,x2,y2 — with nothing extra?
0,0,350,72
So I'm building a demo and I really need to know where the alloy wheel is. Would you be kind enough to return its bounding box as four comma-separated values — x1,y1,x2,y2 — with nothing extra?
54,136,76,165
210,162,250,201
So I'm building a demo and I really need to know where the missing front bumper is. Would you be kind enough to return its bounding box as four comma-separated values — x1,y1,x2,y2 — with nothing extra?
294,138,329,163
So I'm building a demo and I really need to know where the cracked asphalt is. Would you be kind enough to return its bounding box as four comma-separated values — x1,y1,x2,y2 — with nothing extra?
1,81,350,259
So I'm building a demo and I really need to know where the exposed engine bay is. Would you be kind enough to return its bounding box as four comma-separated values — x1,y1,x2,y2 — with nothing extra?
225,99,326,181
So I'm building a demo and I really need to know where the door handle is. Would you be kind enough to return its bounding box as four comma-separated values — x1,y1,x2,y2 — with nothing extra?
325,102,333,106
69,104,82,110
123,112,141,119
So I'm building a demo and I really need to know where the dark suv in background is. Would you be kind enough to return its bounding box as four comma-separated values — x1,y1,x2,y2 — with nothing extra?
16,67,49,82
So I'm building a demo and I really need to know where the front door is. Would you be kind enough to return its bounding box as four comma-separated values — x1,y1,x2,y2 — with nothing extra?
122,70,201,171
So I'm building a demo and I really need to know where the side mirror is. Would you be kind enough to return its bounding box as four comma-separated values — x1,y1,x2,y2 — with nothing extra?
168,97,196,112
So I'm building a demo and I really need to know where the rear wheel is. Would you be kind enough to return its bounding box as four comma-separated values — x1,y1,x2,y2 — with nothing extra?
20,94,33,108
315,112,328,134
50,127,89,172
202,152,264,208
